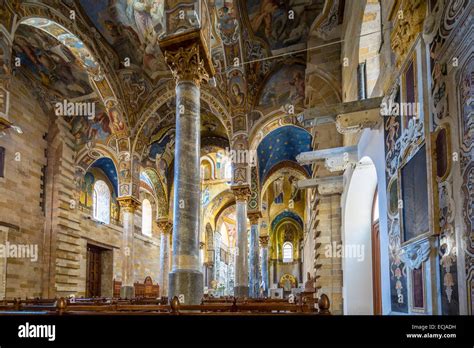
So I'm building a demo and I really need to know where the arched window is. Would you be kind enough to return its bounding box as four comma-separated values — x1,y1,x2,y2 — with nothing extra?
142,199,152,237
283,242,293,263
93,180,110,224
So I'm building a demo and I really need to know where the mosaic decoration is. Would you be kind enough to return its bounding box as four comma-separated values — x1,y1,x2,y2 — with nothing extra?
148,126,175,187
424,0,472,315
90,157,119,195
257,125,312,183
270,210,303,232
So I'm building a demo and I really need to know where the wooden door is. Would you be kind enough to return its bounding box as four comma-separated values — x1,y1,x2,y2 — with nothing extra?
86,245,102,297
371,220,382,314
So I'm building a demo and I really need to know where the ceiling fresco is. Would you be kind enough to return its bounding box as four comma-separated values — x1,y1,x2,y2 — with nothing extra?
13,24,94,99
257,125,312,183
258,63,305,109
245,0,325,52
78,0,168,80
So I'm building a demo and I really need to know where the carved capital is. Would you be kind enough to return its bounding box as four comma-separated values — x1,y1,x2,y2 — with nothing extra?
248,212,262,225
117,196,141,213
163,43,209,86
232,185,251,202
156,218,172,234
259,235,269,248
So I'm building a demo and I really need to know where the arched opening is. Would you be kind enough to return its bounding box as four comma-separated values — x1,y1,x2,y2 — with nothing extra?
141,199,152,237
342,156,378,314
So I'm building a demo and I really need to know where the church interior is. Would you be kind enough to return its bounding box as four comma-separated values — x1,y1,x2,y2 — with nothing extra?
0,0,472,317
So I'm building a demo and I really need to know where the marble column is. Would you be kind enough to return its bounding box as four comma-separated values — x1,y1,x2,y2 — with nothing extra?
248,212,261,298
117,197,140,299
259,235,269,297
164,44,209,305
233,186,251,298
157,219,172,298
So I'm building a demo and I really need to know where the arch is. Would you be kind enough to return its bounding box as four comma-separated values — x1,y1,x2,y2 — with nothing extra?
93,180,111,224
13,10,128,135
141,198,153,237
200,156,215,180
256,125,312,184
342,156,378,314
358,0,382,97
89,157,119,196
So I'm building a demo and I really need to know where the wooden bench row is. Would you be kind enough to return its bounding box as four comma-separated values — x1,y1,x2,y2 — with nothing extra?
0,294,330,315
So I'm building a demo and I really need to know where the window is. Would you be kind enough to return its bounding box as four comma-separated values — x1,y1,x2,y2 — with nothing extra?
93,180,110,224
224,158,232,180
141,199,152,237
283,242,293,263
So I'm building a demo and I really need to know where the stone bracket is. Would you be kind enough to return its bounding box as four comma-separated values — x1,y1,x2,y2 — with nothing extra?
302,97,383,127
297,176,343,195
296,145,357,172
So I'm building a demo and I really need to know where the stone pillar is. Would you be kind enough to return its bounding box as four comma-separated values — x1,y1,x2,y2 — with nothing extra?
117,197,140,299
233,186,251,298
248,212,261,298
259,235,269,297
163,43,210,305
157,219,172,298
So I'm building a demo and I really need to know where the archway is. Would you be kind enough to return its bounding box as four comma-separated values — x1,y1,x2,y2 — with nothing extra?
342,156,378,314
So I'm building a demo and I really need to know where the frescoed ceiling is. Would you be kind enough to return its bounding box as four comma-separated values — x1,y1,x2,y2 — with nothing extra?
257,125,312,183
78,0,168,81
13,23,94,100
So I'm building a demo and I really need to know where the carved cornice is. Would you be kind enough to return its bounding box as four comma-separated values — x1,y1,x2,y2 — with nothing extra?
248,212,262,225
390,0,427,68
232,185,251,202
117,196,141,213
259,235,269,247
163,42,210,86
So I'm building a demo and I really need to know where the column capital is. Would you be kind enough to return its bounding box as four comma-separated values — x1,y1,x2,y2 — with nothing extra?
156,218,172,234
248,212,262,225
117,196,141,213
232,185,251,202
163,42,210,86
259,235,269,247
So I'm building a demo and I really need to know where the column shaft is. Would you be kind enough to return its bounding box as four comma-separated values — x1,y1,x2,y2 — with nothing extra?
158,223,171,298
260,235,269,298
249,222,260,298
234,199,249,297
169,80,203,304
118,198,140,299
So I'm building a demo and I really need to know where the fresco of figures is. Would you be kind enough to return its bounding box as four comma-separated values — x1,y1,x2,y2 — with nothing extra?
246,0,325,52
258,64,305,109
79,0,167,79
13,24,94,99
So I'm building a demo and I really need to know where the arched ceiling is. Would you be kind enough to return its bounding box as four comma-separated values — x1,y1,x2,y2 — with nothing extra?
257,125,312,183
